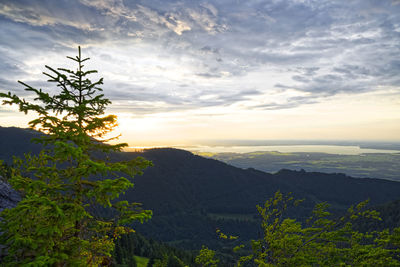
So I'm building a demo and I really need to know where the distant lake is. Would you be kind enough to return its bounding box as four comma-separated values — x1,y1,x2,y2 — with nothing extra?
180,145,400,155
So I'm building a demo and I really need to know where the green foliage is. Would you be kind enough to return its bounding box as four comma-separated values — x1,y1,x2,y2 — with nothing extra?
210,191,400,266
234,191,400,266
0,47,152,265
133,255,149,267
0,160,12,180
195,246,219,267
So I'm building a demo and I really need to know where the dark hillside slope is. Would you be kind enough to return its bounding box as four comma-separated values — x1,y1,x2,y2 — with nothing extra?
122,149,285,214
0,127,42,161
273,169,400,208
122,149,400,214
1,127,399,248
119,149,400,247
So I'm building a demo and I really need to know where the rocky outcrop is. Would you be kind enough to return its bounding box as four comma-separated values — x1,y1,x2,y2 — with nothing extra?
0,177,19,259
0,178,19,212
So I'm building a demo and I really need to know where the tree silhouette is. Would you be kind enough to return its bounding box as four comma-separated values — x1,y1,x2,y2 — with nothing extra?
0,47,152,265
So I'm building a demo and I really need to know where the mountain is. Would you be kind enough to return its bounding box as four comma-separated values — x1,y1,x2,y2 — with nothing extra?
121,149,400,248
0,127,43,162
123,149,400,213
1,127,400,249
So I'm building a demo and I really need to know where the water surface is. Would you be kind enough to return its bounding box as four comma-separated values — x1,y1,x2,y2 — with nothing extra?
179,145,400,155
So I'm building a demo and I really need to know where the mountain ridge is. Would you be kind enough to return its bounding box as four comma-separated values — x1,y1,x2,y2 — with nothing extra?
1,127,399,248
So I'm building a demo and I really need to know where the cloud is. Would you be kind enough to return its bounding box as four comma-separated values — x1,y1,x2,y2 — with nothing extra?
0,0,99,31
0,0,399,114
101,79,263,115
195,72,222,78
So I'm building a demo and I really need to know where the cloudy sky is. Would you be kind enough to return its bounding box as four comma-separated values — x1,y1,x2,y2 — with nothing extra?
0,0,400,146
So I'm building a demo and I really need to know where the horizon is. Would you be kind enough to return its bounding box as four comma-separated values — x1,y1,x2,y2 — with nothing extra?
124,139,400,154
1,0,400,145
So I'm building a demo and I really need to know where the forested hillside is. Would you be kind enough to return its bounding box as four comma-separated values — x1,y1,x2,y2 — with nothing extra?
1,126,400,250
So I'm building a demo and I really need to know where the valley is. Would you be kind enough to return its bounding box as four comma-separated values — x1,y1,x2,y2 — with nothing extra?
196,150,400,182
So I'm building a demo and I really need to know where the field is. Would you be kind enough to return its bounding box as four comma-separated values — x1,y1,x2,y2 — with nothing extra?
198,151,400,181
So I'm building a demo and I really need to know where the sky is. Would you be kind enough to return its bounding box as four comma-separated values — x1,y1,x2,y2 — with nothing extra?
0,0,400,146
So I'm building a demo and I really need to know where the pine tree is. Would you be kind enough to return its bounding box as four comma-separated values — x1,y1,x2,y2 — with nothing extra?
0,47,152,265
